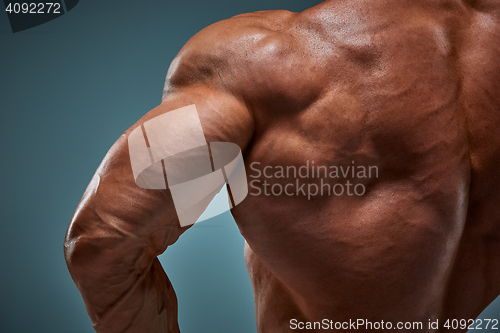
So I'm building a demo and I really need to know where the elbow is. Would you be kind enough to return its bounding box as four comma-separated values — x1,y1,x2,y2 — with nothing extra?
63,209,102,279
63,218,114,286
63,217,89,279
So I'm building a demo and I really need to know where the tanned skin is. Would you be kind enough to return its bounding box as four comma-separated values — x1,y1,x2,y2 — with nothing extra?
64,0,500,332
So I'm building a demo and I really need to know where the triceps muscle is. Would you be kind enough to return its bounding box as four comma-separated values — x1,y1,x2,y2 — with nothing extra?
64,87,254,332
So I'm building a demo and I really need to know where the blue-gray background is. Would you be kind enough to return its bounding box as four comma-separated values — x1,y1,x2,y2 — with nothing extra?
0,1,498,332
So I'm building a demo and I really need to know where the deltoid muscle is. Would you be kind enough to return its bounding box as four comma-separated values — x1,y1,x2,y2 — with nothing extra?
128,104,248,227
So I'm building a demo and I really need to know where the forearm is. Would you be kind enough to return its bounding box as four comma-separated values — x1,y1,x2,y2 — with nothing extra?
64,136,184,332
65,217,180,333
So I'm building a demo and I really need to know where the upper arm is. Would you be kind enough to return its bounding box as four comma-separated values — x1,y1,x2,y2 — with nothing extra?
65,25,255,267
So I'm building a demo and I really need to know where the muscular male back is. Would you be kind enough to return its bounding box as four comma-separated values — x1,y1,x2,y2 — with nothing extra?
65,1,500,332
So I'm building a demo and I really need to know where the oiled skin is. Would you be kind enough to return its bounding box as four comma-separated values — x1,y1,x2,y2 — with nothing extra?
64,1,500,332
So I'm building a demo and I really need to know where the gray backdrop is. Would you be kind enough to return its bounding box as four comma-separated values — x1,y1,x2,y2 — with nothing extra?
0,0,498,332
